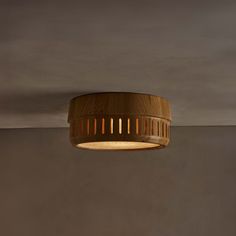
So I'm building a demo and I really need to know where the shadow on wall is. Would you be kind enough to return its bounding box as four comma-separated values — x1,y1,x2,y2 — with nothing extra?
0,90,101,115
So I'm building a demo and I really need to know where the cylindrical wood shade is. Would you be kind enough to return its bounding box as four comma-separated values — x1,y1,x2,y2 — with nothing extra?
68,92,171,150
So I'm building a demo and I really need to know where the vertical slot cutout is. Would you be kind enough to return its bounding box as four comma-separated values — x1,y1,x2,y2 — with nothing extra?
156,121,159,136
166,123,168,138
119,118,122,134
145,119,148,135
110,118,114,134
136,118,139,135
127,118,130,134
102,118,105,134
94,118,97,135
86,119,90,135
166,124,168,138
162,122,165,137
168,124,170,138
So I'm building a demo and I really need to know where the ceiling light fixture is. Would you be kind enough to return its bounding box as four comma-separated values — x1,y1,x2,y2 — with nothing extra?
68,92,171,150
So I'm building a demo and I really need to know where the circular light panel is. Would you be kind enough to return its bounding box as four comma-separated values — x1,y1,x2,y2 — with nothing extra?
78,141,160,150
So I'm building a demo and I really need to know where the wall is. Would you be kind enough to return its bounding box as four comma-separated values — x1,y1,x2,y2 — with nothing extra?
0,127,236,236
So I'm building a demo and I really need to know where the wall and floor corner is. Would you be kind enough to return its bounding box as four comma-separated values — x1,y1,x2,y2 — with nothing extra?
0,127,236,236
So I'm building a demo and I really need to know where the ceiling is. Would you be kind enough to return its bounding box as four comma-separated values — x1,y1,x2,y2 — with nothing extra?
1,0,236,128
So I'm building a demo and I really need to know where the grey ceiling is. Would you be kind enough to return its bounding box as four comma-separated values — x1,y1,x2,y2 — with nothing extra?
1,0,236,128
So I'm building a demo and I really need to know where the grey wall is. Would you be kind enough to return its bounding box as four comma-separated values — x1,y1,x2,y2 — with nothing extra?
0,127,236,236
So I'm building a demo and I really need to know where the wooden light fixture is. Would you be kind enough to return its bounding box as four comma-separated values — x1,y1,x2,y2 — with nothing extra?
68,92,171,150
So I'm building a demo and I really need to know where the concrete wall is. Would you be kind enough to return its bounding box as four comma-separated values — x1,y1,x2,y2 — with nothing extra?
0,127,236,236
